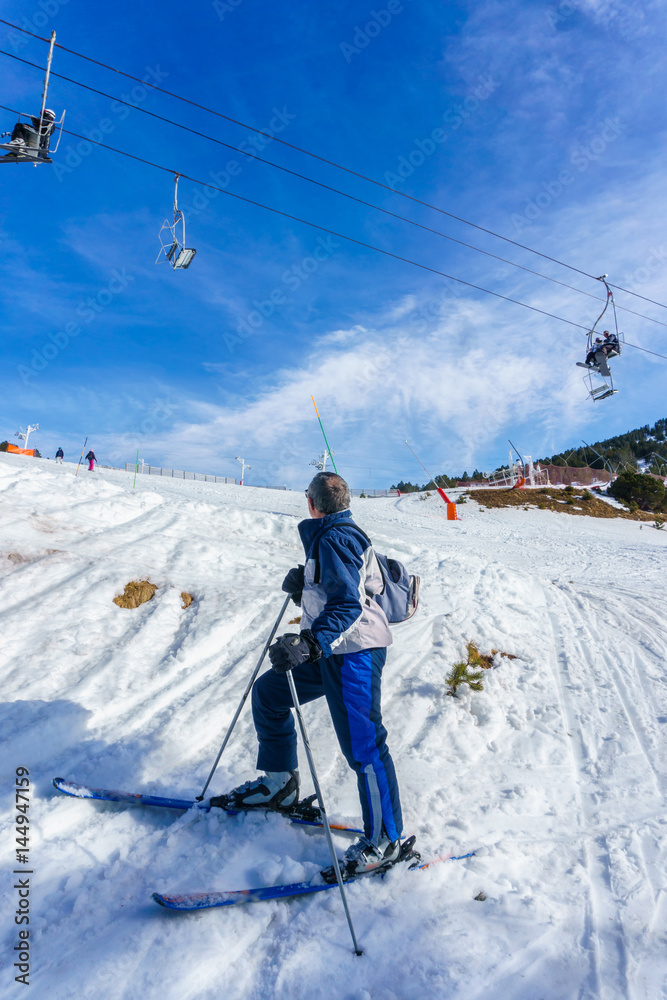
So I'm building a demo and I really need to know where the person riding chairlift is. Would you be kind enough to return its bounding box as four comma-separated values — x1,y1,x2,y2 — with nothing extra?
4,109,56,158
585,336,605,367
602,330,619,356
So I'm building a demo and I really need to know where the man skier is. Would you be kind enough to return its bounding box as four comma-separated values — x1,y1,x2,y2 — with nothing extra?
55,447,64,464
213,472,403,877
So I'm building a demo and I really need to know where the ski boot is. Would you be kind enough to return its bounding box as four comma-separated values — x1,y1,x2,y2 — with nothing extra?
319,832,420,884
209,770,300,811
342,834,401,875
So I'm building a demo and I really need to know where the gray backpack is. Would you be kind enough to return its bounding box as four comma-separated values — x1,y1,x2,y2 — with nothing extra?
312,522,420,624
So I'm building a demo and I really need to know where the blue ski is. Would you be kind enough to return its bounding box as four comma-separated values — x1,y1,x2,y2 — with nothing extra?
152,844,476,911
52,777,362,833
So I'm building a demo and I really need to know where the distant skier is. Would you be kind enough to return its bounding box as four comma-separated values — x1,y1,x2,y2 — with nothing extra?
85,449,96,471
212,472,404,878
55,447,64,464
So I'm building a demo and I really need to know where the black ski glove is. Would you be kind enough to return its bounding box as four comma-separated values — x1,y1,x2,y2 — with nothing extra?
269,629,322,673
281,565,305,606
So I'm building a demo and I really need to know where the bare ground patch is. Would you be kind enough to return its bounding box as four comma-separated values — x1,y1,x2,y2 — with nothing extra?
465,487,655,521
113,580,158,609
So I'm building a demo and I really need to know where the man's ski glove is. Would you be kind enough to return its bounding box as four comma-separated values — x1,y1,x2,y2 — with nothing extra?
269,629,322,673
281,565,305,606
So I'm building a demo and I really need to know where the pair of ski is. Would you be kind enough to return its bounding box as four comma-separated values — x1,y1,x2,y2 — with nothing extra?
53,777,474,911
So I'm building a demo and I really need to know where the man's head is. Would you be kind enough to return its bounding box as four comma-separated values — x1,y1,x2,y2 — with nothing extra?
306,472,351,517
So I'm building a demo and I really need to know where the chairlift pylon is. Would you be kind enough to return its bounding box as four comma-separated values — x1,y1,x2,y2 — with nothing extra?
156,174,197,269
575,274,623,401
0,31,65,166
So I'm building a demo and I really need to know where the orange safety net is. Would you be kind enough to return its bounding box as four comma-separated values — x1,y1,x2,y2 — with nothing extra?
5,444,35,456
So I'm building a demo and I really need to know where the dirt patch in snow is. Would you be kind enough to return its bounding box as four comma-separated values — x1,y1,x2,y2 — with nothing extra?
113,580,158,609
465,486,655,521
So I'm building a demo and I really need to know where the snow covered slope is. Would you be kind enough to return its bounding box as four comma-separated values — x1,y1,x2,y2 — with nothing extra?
1,453,666,1000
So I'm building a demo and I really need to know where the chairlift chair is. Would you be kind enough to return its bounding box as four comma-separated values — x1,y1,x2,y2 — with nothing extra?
0,109,65,164
575,275,623,401
156,174,197,269
0,32,65,166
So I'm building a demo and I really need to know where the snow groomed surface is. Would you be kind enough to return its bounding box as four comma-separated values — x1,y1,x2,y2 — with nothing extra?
1,452,666,999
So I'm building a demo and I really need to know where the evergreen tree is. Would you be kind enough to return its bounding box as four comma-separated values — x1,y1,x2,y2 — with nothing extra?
608,470,666,512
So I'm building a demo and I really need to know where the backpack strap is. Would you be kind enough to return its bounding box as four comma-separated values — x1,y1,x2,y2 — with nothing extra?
310,521,378,586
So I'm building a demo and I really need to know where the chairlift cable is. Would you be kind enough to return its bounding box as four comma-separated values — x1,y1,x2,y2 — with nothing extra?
0,104,594,334
3,48,664,329
2,18,667,314
1,49,665,334
1,100,666,363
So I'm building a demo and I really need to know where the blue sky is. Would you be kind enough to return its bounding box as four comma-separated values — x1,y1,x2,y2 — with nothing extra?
1,0,666,488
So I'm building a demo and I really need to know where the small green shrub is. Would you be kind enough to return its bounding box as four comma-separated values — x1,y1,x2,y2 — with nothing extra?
446,641,493,695
446,659,484,695
609,470,666,512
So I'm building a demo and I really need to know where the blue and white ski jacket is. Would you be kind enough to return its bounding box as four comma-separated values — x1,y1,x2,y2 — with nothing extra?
298,510,392,657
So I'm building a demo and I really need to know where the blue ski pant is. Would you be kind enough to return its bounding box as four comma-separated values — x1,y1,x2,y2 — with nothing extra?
251,647,402,844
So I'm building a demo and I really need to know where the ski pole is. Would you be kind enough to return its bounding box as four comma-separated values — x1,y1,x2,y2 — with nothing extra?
197,594,291,801
75,436,88,478
285,669,363,956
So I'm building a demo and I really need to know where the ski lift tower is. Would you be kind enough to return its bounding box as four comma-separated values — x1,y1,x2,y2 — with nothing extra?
16,423,39,451
310,449,333,472
235,456,250,486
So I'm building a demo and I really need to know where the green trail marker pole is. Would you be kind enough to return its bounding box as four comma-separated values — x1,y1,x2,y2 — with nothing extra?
133,449,139,489
311,396,338,474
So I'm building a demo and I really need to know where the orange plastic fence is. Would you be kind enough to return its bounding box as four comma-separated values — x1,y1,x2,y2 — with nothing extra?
5,444,35,456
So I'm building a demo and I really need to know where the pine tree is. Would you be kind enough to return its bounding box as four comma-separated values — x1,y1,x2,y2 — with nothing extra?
446,659,484,695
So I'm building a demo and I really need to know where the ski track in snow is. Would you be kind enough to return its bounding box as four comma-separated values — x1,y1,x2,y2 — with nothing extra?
1,453,666,1000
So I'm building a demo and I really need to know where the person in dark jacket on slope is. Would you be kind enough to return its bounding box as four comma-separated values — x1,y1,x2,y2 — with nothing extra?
55,448,64,464
213,472,403,877
85,450,96,471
